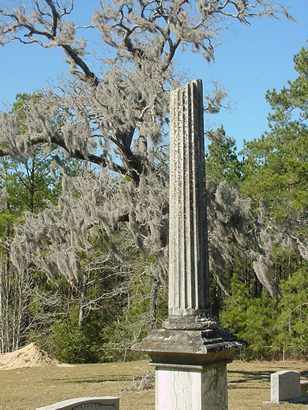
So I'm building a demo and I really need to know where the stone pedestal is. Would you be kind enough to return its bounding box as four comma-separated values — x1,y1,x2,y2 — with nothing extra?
134,326,241,410
155,363,227,410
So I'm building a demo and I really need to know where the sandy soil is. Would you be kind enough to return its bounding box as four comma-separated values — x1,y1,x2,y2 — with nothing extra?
0,343,59,370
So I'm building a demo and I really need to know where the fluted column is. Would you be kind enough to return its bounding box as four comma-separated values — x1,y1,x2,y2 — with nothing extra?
168,80,209,324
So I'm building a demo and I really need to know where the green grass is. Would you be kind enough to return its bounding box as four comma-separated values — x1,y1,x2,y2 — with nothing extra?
0,360,307,409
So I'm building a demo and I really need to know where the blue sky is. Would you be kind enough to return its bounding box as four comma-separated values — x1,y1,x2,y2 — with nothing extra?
0,0,307,148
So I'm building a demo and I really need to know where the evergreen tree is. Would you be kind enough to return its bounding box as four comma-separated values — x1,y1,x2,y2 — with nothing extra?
242,48,308,237
273,266,308,359
206,126,242,187
240,47,308,295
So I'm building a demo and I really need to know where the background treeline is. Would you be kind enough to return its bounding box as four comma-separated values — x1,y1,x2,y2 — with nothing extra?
0,47,306,363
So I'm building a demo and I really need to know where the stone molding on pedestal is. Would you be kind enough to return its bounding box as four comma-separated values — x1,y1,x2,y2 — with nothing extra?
135,327,241,366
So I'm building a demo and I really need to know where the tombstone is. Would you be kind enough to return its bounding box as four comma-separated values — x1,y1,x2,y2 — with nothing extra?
133,80,242,410
271,371,301,403
301,380,308,394
36,396,119,410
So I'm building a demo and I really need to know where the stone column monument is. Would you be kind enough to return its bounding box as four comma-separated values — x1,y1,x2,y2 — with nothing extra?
133,80,242,410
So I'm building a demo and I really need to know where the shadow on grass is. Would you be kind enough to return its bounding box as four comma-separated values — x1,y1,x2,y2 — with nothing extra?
229,367,308,385
228,369,272,384
51,374,134,384
53,369,308,386
229,385,267,391
288,395,308,405
228,368,308,399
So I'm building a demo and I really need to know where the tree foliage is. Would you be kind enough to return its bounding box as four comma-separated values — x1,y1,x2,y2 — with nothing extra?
221,266,308,360
219,48,308,359
0,2,306,361
240,47,308,294
206,126,243,186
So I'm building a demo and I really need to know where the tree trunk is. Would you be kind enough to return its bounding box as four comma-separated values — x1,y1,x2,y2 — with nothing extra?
149,275,160,329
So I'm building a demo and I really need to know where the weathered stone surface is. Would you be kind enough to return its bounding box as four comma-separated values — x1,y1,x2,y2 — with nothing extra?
168,80,209,325
134,327,241,366
36,397,119,410
155,363,227,410
301,380,308,394
133,79,242,410
133,80,242,359
271,371,301,403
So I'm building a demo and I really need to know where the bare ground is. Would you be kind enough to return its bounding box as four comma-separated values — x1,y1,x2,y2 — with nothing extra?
0,359,307,409
0,344,59,370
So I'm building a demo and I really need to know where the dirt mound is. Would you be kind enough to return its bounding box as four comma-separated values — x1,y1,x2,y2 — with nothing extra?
0,343,60,370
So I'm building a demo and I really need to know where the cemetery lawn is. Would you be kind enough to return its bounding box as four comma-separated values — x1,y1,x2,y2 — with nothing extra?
0,360,307,410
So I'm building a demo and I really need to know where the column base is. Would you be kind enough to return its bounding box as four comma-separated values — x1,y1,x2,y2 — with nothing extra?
132,325,242,366
164,314,217,331
154,362,228,410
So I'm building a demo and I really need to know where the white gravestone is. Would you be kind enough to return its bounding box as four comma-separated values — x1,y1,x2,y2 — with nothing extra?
271,371,301,403
36,396,119,410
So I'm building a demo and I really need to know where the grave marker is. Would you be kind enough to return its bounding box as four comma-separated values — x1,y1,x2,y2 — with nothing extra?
271,371,301,404
133,80,242,410
36,396,119,410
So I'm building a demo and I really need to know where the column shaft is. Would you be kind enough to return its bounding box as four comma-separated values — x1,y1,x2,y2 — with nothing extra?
168,80,209,319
